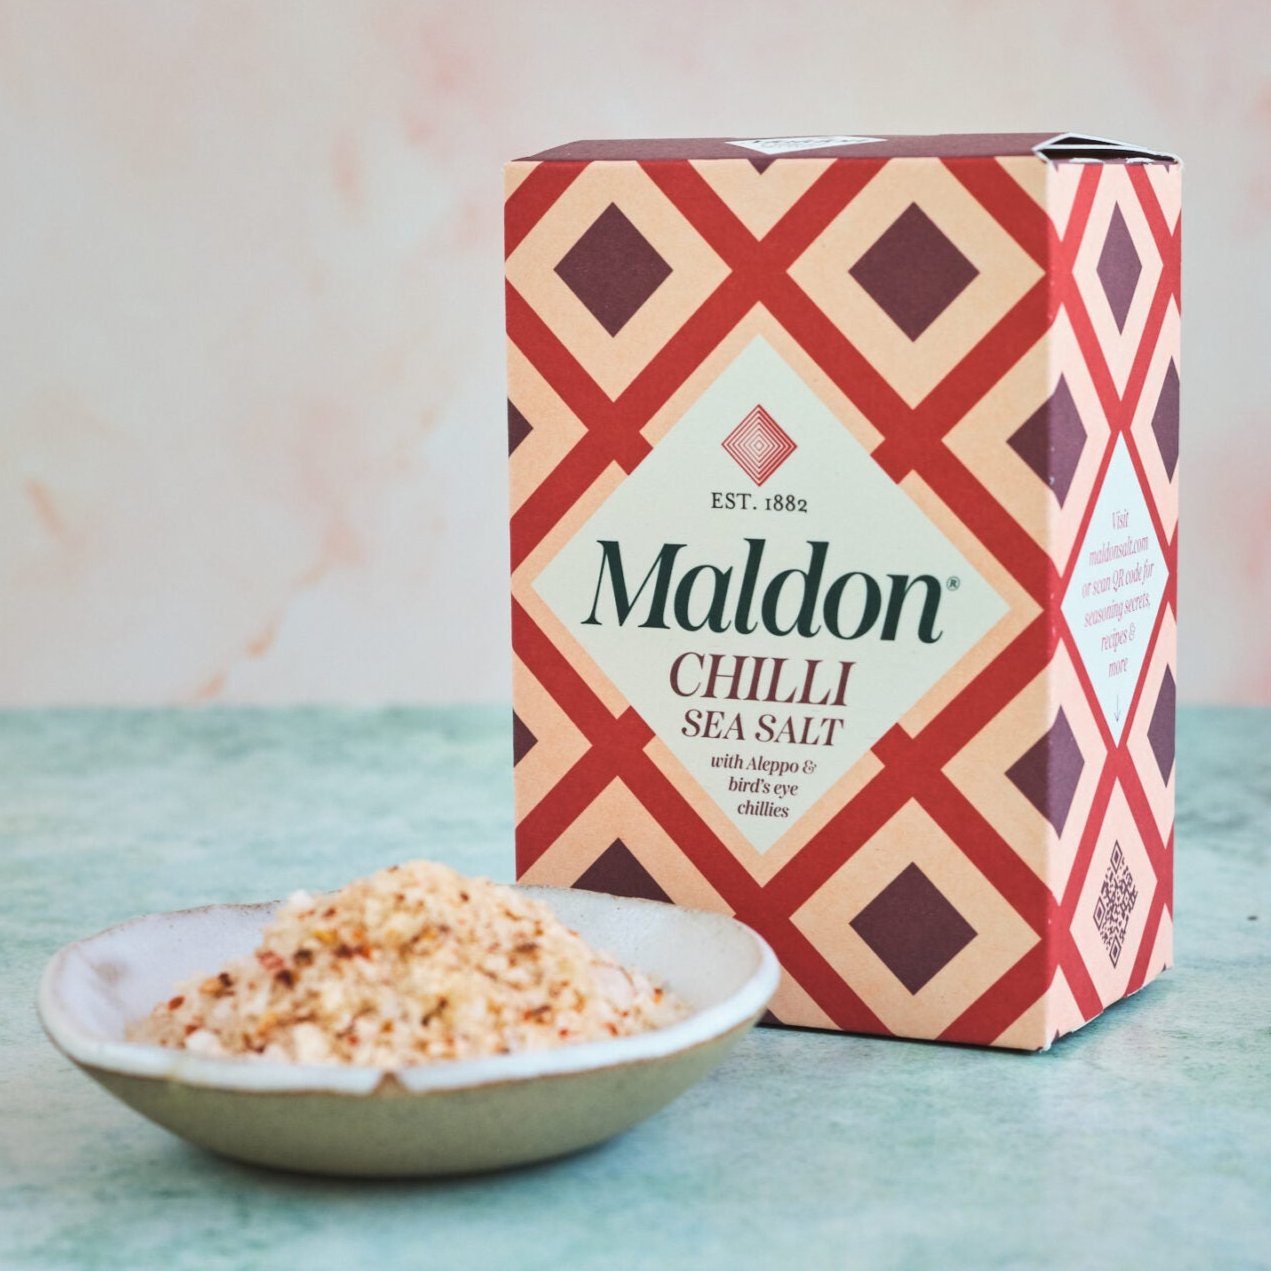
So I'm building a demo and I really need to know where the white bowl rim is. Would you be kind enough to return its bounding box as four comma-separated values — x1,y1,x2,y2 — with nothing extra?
38,887,780,1096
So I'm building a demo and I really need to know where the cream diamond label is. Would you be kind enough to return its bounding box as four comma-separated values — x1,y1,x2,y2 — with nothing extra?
1062,437,1168,742
532,337,1009,851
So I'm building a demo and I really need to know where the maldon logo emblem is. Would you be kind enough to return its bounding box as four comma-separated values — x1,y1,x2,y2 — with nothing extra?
722,405,796,486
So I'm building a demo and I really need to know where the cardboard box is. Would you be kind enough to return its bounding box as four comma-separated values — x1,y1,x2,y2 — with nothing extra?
505,134,1179,1049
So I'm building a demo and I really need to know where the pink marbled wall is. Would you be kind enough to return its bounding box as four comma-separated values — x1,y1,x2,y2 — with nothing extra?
0,0,1267,703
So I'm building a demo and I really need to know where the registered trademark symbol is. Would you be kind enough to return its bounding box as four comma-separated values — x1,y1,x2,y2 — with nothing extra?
947,576,961,591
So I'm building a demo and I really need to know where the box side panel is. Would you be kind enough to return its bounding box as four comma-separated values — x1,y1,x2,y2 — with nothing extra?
508,153,1075,1046
1043,160,1180,1045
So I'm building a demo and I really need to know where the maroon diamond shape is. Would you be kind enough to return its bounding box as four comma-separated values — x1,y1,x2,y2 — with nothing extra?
722,405,796,486
850,863,977,994
1151,361,1180,480
1148,666,1176,782
1007,377,1089,507
849,204,979,340
507,400,532,455
1006,708,1086,836
575,839,670,904
554,203,672,336
1097,205,1142,333
511,711,537,765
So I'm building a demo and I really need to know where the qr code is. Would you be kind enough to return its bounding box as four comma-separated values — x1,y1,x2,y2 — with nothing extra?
1093,842,1138,967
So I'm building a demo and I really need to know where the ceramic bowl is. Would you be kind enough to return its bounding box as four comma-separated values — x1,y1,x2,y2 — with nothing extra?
38,887,778,1177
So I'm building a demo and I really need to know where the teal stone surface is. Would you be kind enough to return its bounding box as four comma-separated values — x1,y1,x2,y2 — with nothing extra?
2,706,1269,1270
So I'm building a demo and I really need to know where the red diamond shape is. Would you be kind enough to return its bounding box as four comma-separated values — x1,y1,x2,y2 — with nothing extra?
722,405,796,486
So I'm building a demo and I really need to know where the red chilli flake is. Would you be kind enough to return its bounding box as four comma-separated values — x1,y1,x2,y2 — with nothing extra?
167,995,185,1010
421,996,449,1028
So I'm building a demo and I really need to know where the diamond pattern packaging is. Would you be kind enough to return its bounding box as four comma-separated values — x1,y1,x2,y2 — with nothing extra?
505,134,1180,1050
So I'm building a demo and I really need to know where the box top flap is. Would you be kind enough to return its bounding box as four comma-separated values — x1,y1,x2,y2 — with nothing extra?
1032,132,1179,163
516,133,1179,164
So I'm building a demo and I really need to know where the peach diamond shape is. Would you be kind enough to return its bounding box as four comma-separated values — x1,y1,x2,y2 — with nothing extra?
722,405,796,486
